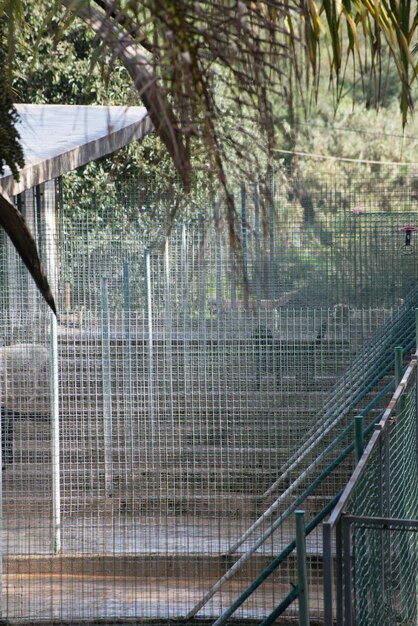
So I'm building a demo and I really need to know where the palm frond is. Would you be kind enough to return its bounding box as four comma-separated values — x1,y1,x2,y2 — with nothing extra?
0,191,56,313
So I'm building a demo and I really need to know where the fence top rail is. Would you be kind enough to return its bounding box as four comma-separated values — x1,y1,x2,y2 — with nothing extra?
344,515,418,528
326,353,417,529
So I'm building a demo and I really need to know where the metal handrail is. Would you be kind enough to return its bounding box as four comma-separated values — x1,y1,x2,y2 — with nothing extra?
188,322,416,621
208,365,409,626
186,304,418,624
327,355,416,529
211,493,340,626
263,305,418,498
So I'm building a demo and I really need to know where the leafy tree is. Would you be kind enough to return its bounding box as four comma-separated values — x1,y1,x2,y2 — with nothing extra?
0,10,56,311
0,21,24,180
12,3,212,244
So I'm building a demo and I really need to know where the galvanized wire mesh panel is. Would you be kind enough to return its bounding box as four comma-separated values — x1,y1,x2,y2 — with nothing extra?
0,169,417,623
59,167,418,313
351,522,418,626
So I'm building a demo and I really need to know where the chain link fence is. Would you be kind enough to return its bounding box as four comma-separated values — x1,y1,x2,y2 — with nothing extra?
323,354,418,626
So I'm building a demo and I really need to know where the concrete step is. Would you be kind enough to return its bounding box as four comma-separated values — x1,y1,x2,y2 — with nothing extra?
3,467,351,518
7,441,355,471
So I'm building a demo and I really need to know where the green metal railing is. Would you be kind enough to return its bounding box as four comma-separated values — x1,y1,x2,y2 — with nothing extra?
208,305,418,625
189,296,418,623
214,344,417,626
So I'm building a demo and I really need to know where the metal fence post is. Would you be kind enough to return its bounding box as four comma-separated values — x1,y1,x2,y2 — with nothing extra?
335,517,344,626
295,510,310,626
101,276,113,497
198,213,206,326
144,248,155,441
342,517,352,626
415,308,418,353
394,348,415,621
395,346,404,418
164,239,174,431
254,181,261,309
323,522,333,626
214,203,223,320
180,226,191,421
123,261,134,467
241,185,249,308
268,166,275,300
414,311,418,470
354,415,364,464
415,353,418,469
181,224,189,317
395,345,403,387
50,311,61,553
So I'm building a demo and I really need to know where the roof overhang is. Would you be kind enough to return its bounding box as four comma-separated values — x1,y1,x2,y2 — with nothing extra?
0,104,153,196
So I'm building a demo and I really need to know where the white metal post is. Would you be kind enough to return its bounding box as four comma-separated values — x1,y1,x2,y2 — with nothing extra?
50,312,61,553
101,277,113,497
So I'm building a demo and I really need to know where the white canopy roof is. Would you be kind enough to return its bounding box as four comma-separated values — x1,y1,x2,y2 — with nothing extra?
0,104,152,196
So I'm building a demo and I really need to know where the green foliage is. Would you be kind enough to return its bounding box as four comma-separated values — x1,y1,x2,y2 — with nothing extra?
13,4,134,105
0,19,24,179
13,3,211,236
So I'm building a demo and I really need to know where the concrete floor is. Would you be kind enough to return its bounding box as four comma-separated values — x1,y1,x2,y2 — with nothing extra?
0,510,326,623
2,572,312,621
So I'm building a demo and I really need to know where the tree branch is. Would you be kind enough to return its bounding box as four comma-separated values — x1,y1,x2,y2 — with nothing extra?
60,0,191,188
0,191,56,313
90,0,154,52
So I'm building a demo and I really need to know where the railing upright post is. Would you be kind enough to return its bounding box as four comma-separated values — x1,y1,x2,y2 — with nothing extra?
295,510,310,626
415,308,418,354
354,415,364,464
395,346,405,421
414,310,418,469
323,522,333,626
335,517,344,625
415,355,418,468
342,518,352,626
395,346,403,387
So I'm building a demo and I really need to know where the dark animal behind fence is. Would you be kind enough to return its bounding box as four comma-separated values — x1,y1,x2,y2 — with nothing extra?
1,409,49,470
252,321,328,390
252,326,278,390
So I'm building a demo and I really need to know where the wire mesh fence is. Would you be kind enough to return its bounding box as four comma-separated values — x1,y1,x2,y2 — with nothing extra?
58,168,418,314
1,306,391,621
323,355,418,626
0,166,417,623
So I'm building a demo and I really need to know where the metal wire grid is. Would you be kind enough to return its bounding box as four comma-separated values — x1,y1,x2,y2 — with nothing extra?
351,522,418,626
0,170,417,622
323,356,418,626
59,168,418,314
0,300,395,618
0,273,395,620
